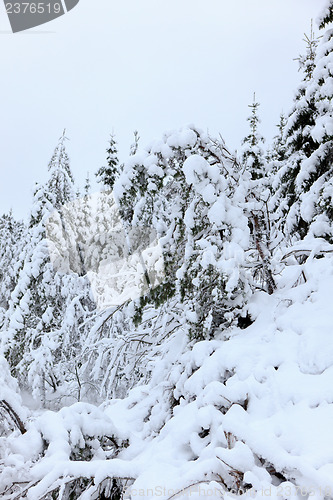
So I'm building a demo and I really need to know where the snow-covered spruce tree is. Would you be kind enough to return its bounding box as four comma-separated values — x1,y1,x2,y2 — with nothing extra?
78,128,255,399
239,98,276,295
0,212,25,326
76,127,251,404
240,94,266,180
1,135,92,406
47,129,75,210
96,133,121,190
267,113,287,165
86,132,130,274
272,24,321,240
297,8,333,241
178,154,252,339
114,126,253,340
2,182,62,402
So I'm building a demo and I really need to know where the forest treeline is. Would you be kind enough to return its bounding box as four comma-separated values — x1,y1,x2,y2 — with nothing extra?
1,2,333,498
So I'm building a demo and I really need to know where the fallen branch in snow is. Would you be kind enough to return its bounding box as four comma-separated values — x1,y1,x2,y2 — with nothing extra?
0,400,26,434
216,457,243,491
4,475,137,500
1,481,31,497
281,247,333,263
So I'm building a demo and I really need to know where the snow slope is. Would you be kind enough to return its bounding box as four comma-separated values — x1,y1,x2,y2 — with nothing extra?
1,246,333,499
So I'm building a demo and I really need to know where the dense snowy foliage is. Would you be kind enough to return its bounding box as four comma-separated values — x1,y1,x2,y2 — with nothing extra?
1,4,333,499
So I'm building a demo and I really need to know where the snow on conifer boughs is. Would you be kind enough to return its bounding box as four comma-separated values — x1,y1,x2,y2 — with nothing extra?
47,129,75,210
96,133,121,190
1,135,92,406
240,94,266,180
272,24,321,240
318,0,333,29
3,250,333,499
113,126,252,340
294,15,333,240
238,98,277,295
0,212,25,321
178,154,251,339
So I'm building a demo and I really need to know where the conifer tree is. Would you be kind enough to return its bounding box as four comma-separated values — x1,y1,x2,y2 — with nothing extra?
239,97,276,294
96,133,120,190
115,127,253,339
178,154,251,339
272,23,321,239
269,113,287,164
47,129,75,210
299,10,333,240
318,0,333,29
1,134,89,405
0,212,25,324
240,94,266,180
3,182,60,402
84,172,91,195
272,11,333,241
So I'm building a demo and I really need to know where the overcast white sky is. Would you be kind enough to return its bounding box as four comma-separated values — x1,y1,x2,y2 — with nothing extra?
0,0,328,220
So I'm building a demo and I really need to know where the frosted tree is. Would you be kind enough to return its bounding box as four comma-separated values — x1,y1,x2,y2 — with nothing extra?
114,127,253,339
65,174,93,277
178,154,251,339
268,113,287,165
239,97,276,294
272,23,321,239
47,129,75,210
0,212,25,321
78,128,256,400
1,135,91,406
298,9,333,241
3,182,61,402
96,133,121,190
240,94,266,180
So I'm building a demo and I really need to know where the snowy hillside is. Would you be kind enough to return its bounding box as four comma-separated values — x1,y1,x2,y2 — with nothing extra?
1,243,333,499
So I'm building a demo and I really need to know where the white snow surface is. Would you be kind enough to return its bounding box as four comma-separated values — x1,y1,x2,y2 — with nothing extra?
1,252,333,498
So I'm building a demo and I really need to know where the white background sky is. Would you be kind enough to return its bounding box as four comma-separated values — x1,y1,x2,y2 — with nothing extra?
0,0,328,220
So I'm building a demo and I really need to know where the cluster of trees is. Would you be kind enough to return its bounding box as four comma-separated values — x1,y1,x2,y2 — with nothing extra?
0,2,333,497
1,6,333,404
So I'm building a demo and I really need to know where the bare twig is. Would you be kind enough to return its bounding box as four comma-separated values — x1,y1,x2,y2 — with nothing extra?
0,400,26,435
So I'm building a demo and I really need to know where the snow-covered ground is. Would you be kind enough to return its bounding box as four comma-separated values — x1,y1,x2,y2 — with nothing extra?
1,244,333,499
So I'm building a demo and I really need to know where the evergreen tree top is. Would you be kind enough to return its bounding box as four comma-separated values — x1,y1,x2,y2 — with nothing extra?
246,93,261,143
47,130,75,210
29,183,56,229
96,133,120,190
294,21,321,81
241,93,266,180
